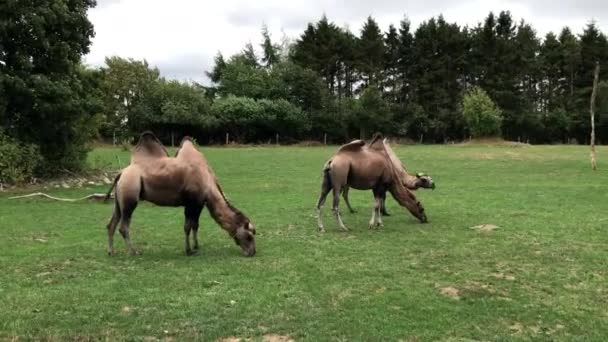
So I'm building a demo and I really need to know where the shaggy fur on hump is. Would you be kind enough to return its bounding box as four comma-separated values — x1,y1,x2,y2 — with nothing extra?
134,131,169,159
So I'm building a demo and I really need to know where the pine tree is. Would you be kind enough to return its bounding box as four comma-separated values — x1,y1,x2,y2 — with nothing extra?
384,24,400,102
260,24,279,68
357,16,385,88
397,17,415,104
242,42,259,68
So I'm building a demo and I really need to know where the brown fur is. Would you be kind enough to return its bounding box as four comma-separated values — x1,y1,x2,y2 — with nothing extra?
316,133,428,232
105,132,256,257
341,137,435,215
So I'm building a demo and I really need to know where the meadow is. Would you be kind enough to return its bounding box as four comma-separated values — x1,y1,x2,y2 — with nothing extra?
1,143,607,341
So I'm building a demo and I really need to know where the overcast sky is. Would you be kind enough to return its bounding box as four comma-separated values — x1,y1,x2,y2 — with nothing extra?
85,0,607,84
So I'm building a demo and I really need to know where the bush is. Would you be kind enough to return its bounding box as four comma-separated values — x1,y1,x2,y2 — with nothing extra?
0,130,43,184
462,87,502,138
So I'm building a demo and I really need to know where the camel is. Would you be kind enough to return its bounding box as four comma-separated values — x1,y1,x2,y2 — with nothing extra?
316,134,428,232
341,138,435,216
105,132,256,257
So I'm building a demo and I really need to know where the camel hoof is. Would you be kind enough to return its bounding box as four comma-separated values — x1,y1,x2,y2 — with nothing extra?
129,249,140,256
107,250,114,257
381,212,391,217
340,226,350,232
186,249,199,256
349,210,357,214
318,227,326,233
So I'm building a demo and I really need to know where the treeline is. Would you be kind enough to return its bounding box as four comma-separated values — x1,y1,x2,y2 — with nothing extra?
207,13,608,144
1,1,608,182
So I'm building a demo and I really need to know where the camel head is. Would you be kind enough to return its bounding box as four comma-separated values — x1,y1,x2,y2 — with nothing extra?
413,172,435,190
232,215,257,257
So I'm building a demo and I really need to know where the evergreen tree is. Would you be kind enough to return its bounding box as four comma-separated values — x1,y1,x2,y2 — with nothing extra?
261,24,280,68
242,42,259,68
357,16,385,87
574,22,608,141
383,24,400,102
206,52,226,83
539,32,562,112
397,17,414,104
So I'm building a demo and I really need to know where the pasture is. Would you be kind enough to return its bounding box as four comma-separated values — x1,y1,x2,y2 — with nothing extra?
1,144,607,341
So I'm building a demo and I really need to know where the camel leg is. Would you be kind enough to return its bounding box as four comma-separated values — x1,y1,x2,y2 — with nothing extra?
342,186,356,213
380,192,390,216
191,212,202,251
316,171,332,232
118,200,139,256
184,205,203,255
370,187,384,229
106,201,121,256
332,186,348,231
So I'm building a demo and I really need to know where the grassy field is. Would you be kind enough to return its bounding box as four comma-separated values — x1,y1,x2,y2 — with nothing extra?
1,143,608,341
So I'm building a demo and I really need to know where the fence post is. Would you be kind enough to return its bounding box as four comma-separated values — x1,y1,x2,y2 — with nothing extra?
276,133,279,145
225,133,229,145
324,133,327,145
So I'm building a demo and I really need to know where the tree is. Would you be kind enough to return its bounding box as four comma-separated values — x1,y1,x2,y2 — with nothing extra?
462,87,502,138
260,24,280,68
383,24,400,102
0,0,99,173
397,17,415,105
135,80,215,145
242,42,259,68
352,86,392,139
100,56,160,139
206,52,227,83
573,22,608,142
357,16,385,87
539,32,562,112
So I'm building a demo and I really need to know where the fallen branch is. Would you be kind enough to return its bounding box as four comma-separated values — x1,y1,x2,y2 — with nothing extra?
8,192,114,202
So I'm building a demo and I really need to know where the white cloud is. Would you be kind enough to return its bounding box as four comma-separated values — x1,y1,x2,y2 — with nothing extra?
84,0,608,85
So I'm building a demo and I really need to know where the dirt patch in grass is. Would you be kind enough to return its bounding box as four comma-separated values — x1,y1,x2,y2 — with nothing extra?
470,224,499,231
217,337,243,342
439,286,460,300
264,335,294,342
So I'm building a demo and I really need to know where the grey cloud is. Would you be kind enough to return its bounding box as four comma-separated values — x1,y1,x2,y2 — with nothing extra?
521,0,608,18
94,0,122,9
153,54,212,85
227,5,314,31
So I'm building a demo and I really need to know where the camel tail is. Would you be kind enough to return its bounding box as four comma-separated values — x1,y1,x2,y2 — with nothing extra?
321,159,333,190
322,158,332,172
104,172,122,203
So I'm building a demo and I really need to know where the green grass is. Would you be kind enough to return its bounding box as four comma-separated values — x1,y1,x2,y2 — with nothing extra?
1,144,608,341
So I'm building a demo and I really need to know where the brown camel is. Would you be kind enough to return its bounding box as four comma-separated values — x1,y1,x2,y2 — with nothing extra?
341,138,435,216
105,132,256,257
315,134,428,232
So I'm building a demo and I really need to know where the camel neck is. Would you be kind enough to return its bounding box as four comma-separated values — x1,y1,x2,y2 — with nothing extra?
206,189,239,235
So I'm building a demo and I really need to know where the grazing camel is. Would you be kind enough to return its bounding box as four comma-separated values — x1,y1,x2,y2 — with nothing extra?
341,138,435,216
105,132,256,257
316,134,428,232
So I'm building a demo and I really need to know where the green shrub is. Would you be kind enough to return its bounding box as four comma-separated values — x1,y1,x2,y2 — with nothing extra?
0,130,43,184
462,86,502,138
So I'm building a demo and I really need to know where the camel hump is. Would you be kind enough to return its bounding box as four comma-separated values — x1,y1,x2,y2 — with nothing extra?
180,136,194,144
368,135,387,151
139,131,160,142
133,131,168,161
337,140,366,153
370,132,384,145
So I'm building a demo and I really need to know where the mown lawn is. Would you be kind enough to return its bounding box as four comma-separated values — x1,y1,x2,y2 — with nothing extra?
1,144,607,341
